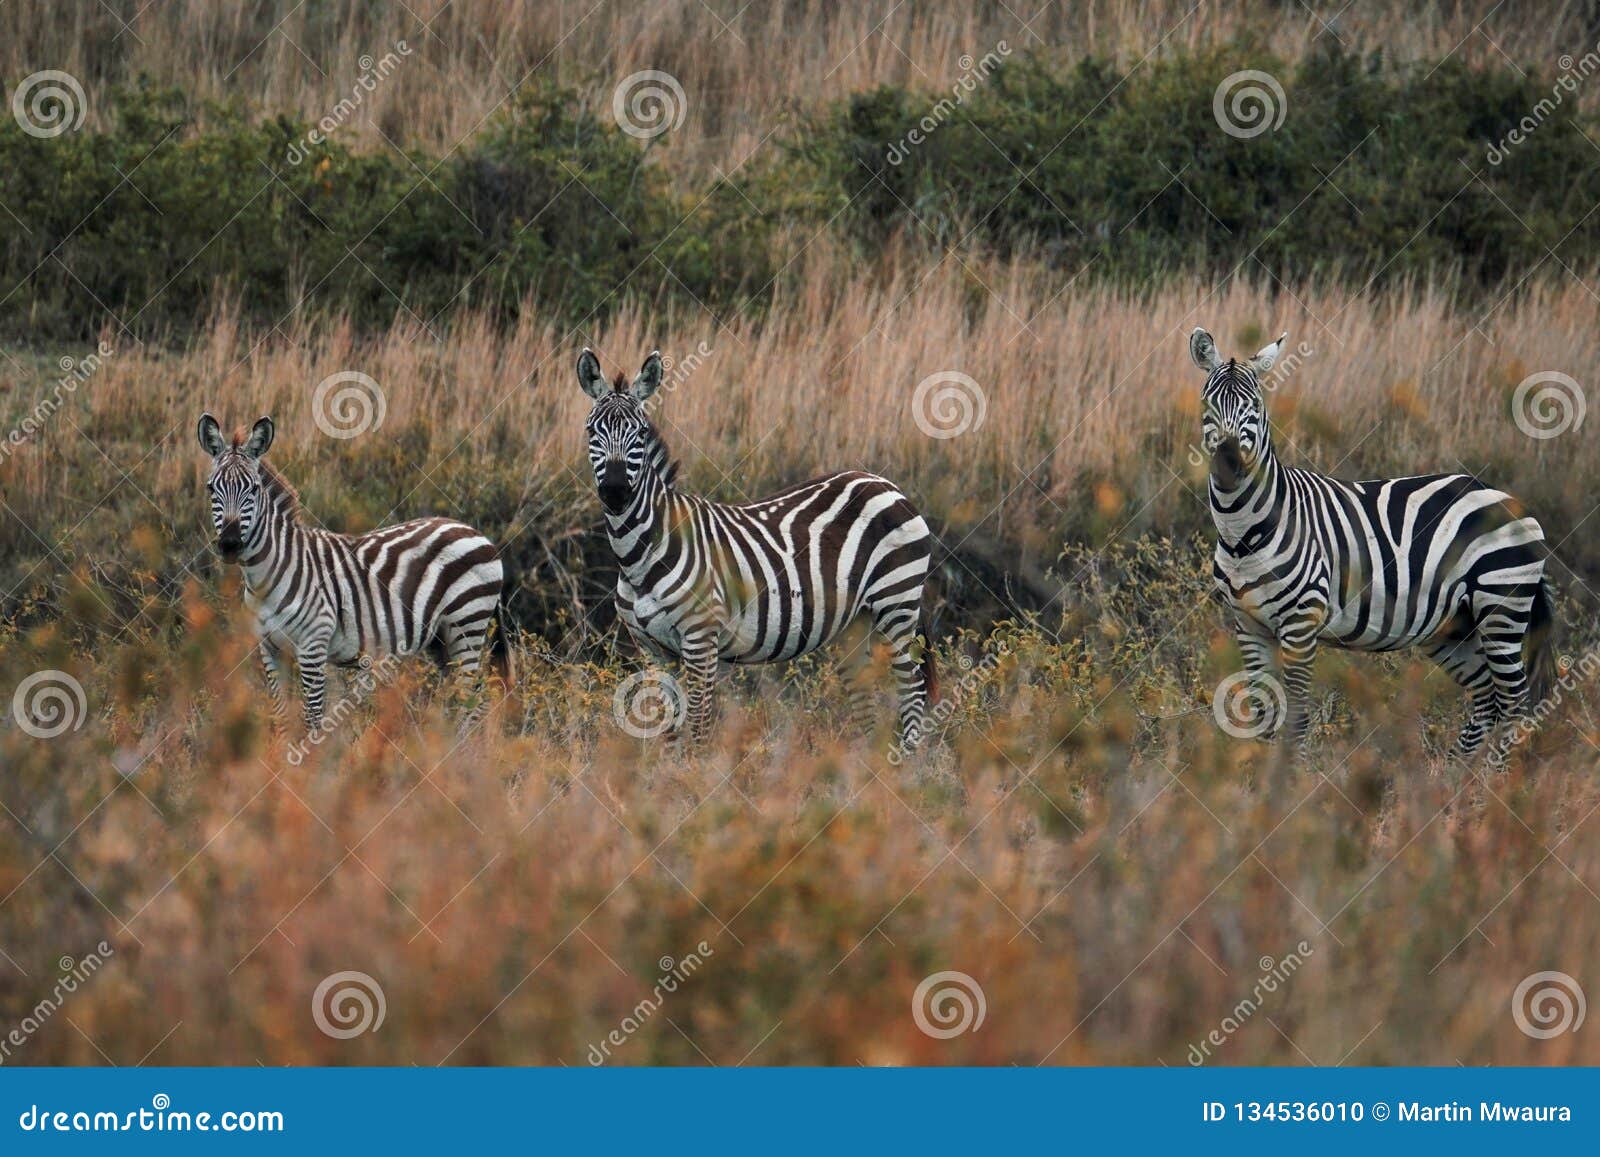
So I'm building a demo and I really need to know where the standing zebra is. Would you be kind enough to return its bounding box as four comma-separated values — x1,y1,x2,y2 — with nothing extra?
1189,328,1554,758
198,414,508,730
577,349,936,746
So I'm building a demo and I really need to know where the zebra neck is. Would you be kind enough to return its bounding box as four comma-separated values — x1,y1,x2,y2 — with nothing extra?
238,489,310,598
1209,449,1284,553
603,477,680,579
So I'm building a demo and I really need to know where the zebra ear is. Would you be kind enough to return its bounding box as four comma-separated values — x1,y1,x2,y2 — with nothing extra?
197,413,225,456
630,350,664,402
1249,332,1289,374
242,416,275,459
577,348,609,399
1190,328,1221,373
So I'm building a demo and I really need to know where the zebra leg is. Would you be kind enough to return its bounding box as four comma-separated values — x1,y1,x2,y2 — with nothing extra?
441,611,495,735
1483,643,1533,766
1476,589,1539,762
296,638,331,732
1424,634,1497,760
680,629,720,745
259,639,290,733
1278,630,1320,754
873,602,930,750
1233,622,1282,738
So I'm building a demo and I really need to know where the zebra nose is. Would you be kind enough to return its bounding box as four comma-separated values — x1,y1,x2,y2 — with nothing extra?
599,461,630,510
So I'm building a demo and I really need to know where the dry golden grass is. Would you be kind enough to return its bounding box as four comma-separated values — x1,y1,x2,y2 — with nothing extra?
2,589,1598,1065
5,245,1594,592
2,0,1592,173
2,255,1599,1065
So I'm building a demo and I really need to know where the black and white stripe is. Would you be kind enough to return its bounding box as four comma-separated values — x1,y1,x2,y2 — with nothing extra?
198,414,505,729
577,350,936,745
1189,328,1554,757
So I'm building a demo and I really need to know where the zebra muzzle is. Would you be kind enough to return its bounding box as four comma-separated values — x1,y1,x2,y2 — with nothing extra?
598,461,631,511
1211,437,1245,486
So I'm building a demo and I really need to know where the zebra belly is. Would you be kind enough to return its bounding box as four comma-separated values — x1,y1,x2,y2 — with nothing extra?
1323,581,1470,653
325,622,370,666
719,598,825,663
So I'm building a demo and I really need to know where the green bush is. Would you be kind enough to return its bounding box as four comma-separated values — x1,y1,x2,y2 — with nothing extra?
0,83,772,340
4,44,1596,342
800,44,1600,285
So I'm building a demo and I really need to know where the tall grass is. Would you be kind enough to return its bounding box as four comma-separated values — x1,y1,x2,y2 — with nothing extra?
4,251,1596,632
2,0,1592,173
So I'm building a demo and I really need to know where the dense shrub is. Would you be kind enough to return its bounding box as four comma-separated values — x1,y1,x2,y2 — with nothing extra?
799,44,1600,285
4,44,1597,341
0,83,771,340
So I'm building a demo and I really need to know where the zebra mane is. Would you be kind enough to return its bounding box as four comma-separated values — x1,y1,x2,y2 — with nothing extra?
256,457,304,520
642,413,679,490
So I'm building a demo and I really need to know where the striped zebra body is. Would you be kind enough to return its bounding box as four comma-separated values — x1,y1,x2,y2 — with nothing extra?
199,415,505,729
579,350,935,745
1191,329,1553,758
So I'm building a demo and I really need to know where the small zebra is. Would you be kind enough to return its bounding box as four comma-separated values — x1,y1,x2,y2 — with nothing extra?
1189,328,1554,758
198,414,508,730
576,349,937,746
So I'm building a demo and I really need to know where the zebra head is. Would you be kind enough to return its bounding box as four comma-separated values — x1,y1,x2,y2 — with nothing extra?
576,348,664,513
197,413,275,561
1190,327,1286,488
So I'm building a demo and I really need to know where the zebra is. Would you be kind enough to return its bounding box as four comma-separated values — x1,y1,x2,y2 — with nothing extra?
576,348,937,746
197,413,508,731
1188,327,1554,759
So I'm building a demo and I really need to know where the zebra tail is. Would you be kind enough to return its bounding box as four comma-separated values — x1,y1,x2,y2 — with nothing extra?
920,614,939,707
1526,578,1558,706
490,603,517,688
